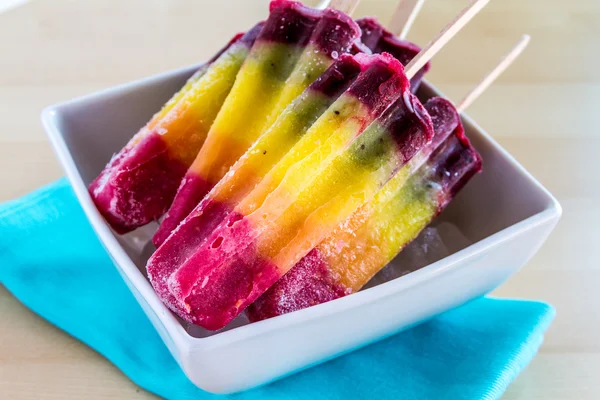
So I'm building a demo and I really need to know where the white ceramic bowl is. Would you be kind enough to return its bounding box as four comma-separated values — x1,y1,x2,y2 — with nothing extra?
42,63,561,394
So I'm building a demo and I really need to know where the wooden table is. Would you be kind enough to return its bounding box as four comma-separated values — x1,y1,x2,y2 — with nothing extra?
1,0,598,398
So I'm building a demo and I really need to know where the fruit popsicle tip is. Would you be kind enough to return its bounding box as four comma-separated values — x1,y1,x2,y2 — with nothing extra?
346,52,408,113
259,1,321,44
352,51,404,73
404,0,491,79
308,8,362,55
388,0,426,39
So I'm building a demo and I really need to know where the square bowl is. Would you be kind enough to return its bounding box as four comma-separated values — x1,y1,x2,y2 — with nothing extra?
42,63,561,394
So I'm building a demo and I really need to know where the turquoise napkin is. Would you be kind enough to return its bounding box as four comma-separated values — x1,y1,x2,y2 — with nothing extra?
0,179,554,399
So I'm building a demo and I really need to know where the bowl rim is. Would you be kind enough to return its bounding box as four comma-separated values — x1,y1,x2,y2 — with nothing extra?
41,62,562,350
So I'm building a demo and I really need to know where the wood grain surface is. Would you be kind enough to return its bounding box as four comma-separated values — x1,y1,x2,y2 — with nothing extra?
1,0,598,398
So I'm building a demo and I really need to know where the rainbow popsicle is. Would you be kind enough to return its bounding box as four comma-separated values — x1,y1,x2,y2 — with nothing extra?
155,1,361,243
150,58,435,330
147,52,409,317
88,23,264,233
147,54,364,312
246,97,482,321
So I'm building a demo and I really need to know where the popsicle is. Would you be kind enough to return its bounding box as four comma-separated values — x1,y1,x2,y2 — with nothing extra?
88,23,264,233
155,1,361,243
148,0,491,329
154,15,433,247
165,67,434,330
148,52,410,315
246,98,480,320
247,34,531,321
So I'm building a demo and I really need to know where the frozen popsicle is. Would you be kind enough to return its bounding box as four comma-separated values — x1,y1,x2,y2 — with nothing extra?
169,81,433,330
153,17,433,247
155,1,361,243
247,33,531,320
148,52,409,316
88,23,264,233
246,97,481,320
148,0,491,329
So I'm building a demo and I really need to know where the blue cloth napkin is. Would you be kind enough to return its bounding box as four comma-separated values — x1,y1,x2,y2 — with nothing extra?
0,179,554,400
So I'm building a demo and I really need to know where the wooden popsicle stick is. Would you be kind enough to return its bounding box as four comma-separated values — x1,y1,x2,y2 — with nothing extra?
457,34,530,113
404,0,490,79
388,0,426,39
328,0,360,15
